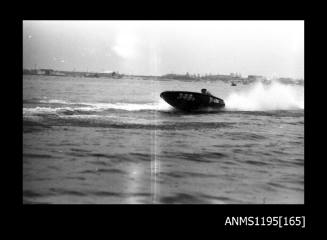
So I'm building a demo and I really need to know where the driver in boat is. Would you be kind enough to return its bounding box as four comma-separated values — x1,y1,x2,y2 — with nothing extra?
201,88,212,96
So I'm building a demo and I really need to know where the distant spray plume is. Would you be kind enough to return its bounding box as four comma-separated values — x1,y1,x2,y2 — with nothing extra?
225,81,304,111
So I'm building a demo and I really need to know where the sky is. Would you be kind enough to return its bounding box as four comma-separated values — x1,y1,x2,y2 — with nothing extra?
23,20,304,79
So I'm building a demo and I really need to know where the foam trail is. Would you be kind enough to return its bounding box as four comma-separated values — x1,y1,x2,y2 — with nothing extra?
23,99,173,116
80,99,172,111
23,107,62,115
155,98,173,112
40,99,70,104
225,81,304,111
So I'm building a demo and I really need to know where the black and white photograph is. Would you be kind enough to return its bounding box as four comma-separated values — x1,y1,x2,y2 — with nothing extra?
22,20,304,204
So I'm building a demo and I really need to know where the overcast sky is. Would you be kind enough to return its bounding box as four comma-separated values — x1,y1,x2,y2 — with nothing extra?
23,20,304,78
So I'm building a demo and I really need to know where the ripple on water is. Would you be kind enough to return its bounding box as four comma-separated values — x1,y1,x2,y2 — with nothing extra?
79,168,126,175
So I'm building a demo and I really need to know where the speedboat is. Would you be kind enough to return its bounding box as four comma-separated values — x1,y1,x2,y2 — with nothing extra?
160,91,225,112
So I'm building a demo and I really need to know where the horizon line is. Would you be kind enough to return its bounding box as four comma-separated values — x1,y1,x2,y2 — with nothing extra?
22,67,304,80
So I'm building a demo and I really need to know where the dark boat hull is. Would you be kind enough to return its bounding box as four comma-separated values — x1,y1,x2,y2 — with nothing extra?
160,91,225,112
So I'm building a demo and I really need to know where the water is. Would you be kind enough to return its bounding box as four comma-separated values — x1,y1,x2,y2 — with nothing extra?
23,75,304,204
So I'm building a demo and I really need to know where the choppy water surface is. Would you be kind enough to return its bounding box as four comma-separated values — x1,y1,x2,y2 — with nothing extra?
23,75,304,204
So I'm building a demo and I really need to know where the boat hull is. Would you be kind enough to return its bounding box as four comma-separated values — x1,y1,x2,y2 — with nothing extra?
160,91,225,112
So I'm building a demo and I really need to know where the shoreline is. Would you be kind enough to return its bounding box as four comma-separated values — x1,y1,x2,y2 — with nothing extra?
23,72,304,85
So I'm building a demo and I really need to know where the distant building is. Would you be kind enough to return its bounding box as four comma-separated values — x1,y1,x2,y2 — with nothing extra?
278,78,295,84
230,72,242,78
35,69,45,75
23,69,31,74
84,73,99,78
52,71,66,76
40,69,54,75
247,75,265,81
